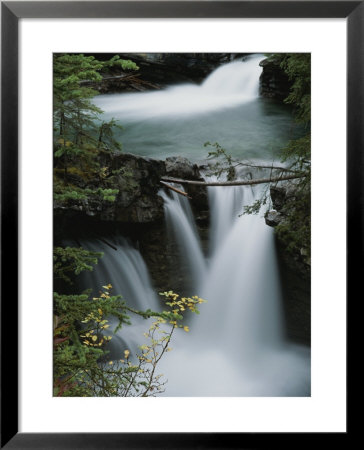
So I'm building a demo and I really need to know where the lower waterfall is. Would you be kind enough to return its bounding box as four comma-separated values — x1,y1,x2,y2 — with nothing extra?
78,180,310,396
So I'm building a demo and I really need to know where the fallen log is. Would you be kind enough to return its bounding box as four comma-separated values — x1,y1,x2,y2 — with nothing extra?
160,173,305,187
160,181,192,198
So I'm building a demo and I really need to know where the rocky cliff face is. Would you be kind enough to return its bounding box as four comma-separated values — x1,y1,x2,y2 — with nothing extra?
265,183,310,265
53,153,208,297
259,56,291,100
54,152,208,226
86,53,250,93
265,182,311,345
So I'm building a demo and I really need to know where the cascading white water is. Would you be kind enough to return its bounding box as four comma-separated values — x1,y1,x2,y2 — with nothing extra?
202,57,262,97
76,237,160,355
196,183,283,352
72,56,310,396
74,189,310,396
78,237,159,311
93,54,263,121
159,189,206,288
157,182,310,396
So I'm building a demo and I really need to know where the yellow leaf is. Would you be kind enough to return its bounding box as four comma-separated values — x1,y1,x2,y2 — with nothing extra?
92,335,97,342
124,349,130,358
109,361,113,365
183,326,190,332
98,308,103,315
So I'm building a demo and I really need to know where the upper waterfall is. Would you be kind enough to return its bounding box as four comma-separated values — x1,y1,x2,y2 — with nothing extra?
201,56,262,97
93,54,264,121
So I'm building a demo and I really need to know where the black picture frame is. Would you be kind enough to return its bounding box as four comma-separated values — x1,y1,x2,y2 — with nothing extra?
1,1,359,448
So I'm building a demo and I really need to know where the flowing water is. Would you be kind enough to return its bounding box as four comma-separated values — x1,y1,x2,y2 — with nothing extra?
93,54,302,162
156,182,310,396
77,54,310,396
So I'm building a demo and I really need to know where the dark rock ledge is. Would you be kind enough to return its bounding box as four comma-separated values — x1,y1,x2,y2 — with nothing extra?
54,153,208,225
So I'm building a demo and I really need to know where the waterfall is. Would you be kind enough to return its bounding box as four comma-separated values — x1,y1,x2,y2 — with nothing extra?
202,56,262,97
70,56,310,396
72,181,310,396
93,54,263,121
157,182,310,396
196,183,283,355
78,237,159,311
159,188,206,288
76,237,160,356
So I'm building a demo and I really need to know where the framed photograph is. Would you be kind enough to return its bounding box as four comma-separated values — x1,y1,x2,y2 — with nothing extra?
1,1,358,448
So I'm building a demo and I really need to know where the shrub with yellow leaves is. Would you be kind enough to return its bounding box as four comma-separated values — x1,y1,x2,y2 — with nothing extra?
53,247,206,397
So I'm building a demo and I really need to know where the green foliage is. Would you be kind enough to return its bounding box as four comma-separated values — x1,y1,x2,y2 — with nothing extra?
53,53,137,147
53,286,130,396
53,247,206,397
97,118,123,151
54,246,102,284
102,54,139,72
243,198,268,215
281,134,311,165
275,177,311,258
263,53,310,125
53,185,119,205
53,53,138,206
204,141,235,180
279,53,311,124
53,54,103,146
264,53,311,259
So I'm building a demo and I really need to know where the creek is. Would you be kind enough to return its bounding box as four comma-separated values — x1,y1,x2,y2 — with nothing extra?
77,54,310,396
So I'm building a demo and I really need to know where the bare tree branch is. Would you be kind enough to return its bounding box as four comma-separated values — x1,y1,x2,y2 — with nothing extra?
161,173,305,187
160,181,191,198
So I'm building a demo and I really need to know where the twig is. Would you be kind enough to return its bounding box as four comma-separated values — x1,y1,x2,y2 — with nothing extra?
160,181,192,199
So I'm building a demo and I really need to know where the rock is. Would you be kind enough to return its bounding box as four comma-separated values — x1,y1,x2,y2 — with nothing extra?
54,152,212,224
116,53,249,85
266,180,310,279
265,210,283,226
276,241,311,345
164,156,209,216
269,182,299,213
165,156,200,180
270,185,287,210
165,156,209,216
86,53,250,93
54,152,167,224
259,57,291,100
108,153,166,223
265,185,288,227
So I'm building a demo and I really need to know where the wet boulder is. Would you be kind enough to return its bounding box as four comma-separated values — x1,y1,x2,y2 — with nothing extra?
165,156,201,180
265,210,283,227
